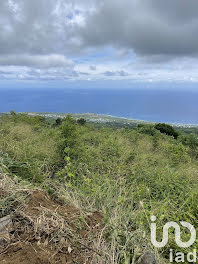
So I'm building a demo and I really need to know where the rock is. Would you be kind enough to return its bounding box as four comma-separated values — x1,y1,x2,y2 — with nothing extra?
139,252,156,264
0,215,12,232
0,215,13,246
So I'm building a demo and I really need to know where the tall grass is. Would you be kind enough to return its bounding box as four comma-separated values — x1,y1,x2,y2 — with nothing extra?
0,115,198,263
0,118,61,181
59,128,198,263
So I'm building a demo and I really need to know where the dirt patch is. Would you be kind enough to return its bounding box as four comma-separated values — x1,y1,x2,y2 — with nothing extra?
0,189,103,264
1,243,52,264
0,188,7,199
25,190,80,220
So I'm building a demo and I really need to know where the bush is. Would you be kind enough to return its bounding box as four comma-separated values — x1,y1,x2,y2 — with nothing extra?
0,123,61,182
180,133,198,149
58,115,79,158
179,133,198,157
52,118,63,127
155,123,179,139
77,118,86,126
4,112,49,127
166,142,190,164
136,124,156,136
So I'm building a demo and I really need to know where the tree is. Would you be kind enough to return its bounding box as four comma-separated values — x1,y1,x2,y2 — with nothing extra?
154,123,179,139
77,118,86,126
59,115,78,150
10,110,17,116
55,118,62,126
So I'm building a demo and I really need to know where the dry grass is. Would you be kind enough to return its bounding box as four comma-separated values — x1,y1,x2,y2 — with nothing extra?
0,173,111,264
1,117,198,263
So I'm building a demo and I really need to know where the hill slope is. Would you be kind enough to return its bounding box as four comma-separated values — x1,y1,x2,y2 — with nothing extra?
1,113,198,263
0,174,104,264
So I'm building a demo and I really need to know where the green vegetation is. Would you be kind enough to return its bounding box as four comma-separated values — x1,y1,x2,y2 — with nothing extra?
77,117,87,125
1,112,198,263
155,123,179,139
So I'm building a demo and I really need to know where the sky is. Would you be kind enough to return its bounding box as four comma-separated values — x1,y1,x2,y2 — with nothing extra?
1,0,198,88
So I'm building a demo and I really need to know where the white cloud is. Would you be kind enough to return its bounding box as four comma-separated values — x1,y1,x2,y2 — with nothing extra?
104,70,129,77
1,0,198,83
0,54,74,68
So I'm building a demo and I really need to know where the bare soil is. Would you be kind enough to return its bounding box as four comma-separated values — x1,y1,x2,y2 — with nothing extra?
0,190,103,264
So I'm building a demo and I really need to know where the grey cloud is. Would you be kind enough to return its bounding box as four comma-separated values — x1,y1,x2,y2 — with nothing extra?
90,65,96,71
0,0,85,56
79,71,90,75
0,54,74,68
104,70,128,77
0,70,14,75
0,0,103,57
1,0,198,73
78,0,198,57
27,68,79,79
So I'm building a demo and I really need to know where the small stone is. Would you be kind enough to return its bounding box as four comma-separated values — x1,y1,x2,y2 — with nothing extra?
139,252,156,264
0,215,12,233
68,246,72,254
0,215,13,246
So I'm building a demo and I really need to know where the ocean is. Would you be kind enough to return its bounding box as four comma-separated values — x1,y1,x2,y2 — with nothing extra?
0,87,198,125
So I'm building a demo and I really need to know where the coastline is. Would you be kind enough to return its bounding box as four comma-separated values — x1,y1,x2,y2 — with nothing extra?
1,111,198,128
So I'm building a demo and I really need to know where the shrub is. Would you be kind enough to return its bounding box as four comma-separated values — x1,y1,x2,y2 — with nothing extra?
5,112,49,127
52,118,63,127
58,115,79,158
136,124,156,136
180,133,198,149
0,123,61,182
166,143,190,164
179,133,198,157
10,110,17,116
155,123,179,139
77,118,86,126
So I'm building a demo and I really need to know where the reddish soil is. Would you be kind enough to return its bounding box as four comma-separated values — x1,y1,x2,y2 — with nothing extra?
0,190,103,264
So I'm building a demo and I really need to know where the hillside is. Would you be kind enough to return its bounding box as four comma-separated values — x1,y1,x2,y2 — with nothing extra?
2,111,198,131
1,112,198,263
0,174,103,264
23,112,152,129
